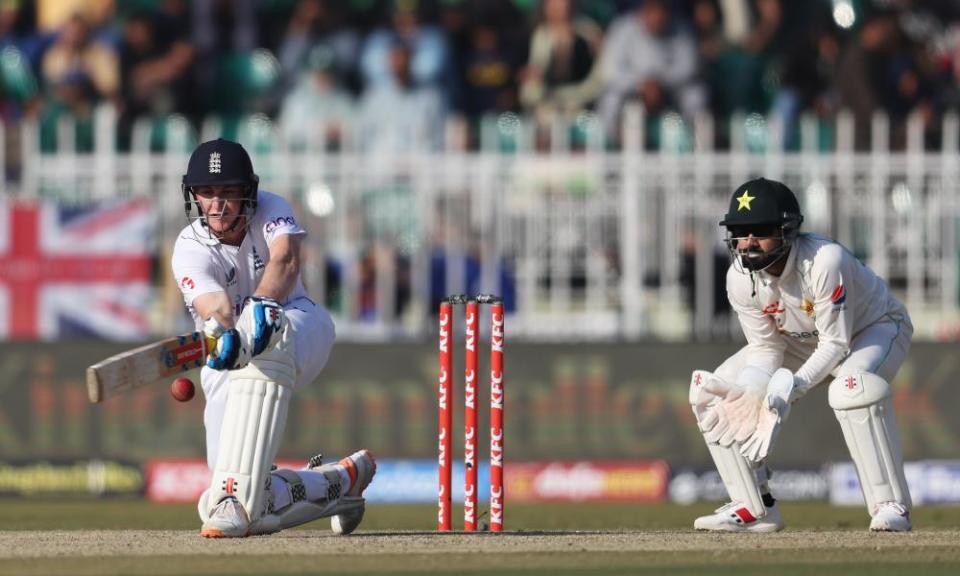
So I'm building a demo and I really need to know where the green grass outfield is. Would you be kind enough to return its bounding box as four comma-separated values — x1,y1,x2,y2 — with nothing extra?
1,500,959,576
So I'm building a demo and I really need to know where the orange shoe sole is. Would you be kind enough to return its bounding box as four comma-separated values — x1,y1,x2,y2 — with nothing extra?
200,527,250,538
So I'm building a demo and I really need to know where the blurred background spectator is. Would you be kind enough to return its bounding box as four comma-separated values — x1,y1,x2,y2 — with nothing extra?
693,0,782,119
770,9,841,149
2,0,960,151
116,3,194,149
597,0,706,138
834,7,935,150
276,0,360,94
519,0,603,124
459,17,517,123
41,13,118,104
358,38,445,153
279,43,354,151
360,0,451,101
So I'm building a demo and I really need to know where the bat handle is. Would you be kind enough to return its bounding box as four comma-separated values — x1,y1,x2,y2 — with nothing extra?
204,334,218,354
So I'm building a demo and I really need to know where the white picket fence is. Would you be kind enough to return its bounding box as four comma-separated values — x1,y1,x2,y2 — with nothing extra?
3,105,959,341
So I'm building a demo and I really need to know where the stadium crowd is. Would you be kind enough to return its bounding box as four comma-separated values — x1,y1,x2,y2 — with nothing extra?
3,0,960,151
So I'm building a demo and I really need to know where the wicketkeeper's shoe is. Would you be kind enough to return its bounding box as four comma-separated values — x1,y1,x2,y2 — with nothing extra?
869,501,911,532
200,496,251,538
308,449,377,535
693,500,784,533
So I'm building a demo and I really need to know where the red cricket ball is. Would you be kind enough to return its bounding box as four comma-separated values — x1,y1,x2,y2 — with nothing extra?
170,377,196,402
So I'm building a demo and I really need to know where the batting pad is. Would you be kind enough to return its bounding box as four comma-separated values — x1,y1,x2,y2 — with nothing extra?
208,339,296,523
250,468,360,535
829,372,911,513
689,370,766,519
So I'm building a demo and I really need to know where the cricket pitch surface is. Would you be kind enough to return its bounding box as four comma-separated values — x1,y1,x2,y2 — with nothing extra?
2,502,958,575
3,529,960,576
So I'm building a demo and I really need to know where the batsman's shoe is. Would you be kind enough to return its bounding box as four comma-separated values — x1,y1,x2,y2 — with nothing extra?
317,449,376,535
201,497,251,538
870,502,911,532
694,501,783,533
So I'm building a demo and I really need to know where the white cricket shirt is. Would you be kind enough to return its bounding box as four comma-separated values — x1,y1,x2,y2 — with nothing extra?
726,233,909,392
171,190,308,328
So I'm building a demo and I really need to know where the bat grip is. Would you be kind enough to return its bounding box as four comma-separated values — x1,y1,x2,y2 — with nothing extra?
204,335,218,354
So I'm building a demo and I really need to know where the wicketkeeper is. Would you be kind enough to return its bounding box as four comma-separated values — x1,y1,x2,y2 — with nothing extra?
172,138,376,537
690,177,912,532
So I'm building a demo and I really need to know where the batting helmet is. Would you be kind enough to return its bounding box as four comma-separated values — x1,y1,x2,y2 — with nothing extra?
182,138,260,221
720,178,804,272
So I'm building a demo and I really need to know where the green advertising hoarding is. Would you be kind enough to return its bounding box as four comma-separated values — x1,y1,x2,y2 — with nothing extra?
0,341,956,467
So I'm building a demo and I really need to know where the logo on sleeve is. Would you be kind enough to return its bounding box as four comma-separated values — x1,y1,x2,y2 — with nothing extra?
761,301,784,316
225,267,237,286
761,300,785,327
264,216,297,234
831,284,846,307
180,277,195,290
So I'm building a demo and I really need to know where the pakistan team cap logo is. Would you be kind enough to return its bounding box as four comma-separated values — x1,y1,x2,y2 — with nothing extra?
736,190,755,211
209,151,221,174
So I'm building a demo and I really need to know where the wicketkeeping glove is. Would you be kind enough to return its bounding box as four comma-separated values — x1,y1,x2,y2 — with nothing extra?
740,368,797,463
699,366,771,447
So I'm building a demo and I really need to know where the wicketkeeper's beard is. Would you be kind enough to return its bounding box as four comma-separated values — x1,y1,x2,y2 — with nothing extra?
735,243,789,273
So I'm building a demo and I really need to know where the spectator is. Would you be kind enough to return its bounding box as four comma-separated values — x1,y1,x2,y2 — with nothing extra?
116,8,195,149
429,247,517,315
39,69,96,151
278,44,354,151
598,0,706,137
359,0,450,97
357,39,445,153
34,0,116,32
192,0,257,55
41,13,119,103
276,0,360,93
191,0,258,116
932,20,960,114
1,2,42,121
834,9,934,150
460,22,517,121
519,0,604,123
772,18,841,149
356,241,412,322
1,1,23,48
692,0,782,118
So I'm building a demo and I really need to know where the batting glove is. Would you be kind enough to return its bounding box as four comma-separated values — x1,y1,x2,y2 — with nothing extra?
203,317,246,370
236,296,285,357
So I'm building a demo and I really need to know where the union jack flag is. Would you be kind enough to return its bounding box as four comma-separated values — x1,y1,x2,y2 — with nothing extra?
0,197,155,340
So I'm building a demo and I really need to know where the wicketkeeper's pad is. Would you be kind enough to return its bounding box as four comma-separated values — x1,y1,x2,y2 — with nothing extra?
829,371,911,513
690,370,767,519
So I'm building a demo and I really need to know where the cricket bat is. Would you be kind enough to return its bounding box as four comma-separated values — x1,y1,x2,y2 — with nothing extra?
86,331,217,403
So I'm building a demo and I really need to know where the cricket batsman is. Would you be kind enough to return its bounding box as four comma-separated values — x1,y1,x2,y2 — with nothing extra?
172,138,376,537
689,177,912,532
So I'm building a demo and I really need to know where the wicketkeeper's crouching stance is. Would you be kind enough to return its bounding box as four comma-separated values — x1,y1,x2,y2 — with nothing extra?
172,139,376,537
690,178,912,532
